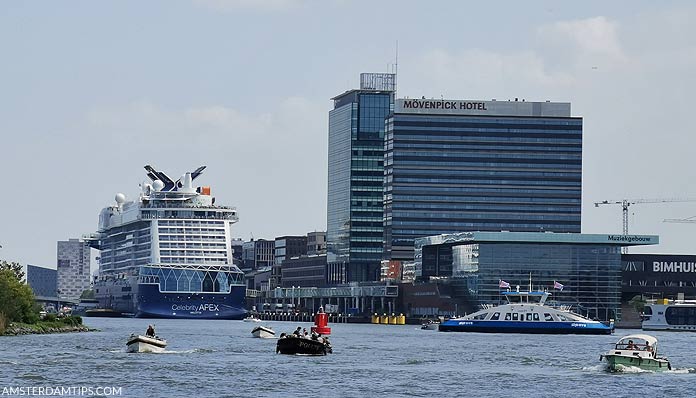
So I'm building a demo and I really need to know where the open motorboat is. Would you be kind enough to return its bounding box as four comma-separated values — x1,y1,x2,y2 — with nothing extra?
126,334,167,353
421,320,440,330
600,334,671,372
439,290,614,334
276,335,332,356
251,325,275,338
243,315,262,322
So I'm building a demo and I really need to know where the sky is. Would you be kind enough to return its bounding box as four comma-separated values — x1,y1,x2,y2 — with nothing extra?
1,0,696,269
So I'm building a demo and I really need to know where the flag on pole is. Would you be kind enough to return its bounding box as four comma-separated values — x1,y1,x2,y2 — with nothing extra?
499,280,510,289
553,281,564,291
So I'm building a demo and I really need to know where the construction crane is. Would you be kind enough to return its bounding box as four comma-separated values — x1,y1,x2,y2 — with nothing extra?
594,198,696,252
664,216,696,223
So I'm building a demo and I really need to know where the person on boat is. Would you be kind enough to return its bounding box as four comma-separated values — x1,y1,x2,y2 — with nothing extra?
293,326,302,337
626,340,637,350
645,342,654,354
146,325,155,337
279,333,287,339
303,328,308,336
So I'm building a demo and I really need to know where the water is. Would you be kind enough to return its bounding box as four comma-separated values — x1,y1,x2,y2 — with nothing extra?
2,318,695,397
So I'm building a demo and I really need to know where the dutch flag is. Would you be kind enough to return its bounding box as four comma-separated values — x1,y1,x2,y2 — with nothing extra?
554,281,564,291
499,280,510,289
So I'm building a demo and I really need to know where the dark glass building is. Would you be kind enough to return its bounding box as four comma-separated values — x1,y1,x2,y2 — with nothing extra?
26,264,58,297
414,232,659,321
621,253,696,298
385,99,583,261
327,73,395,282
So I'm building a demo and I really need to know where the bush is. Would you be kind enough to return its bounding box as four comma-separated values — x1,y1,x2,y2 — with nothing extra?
0,312,6,334
0,269,40,323
60,315,82,326
44,313,57,322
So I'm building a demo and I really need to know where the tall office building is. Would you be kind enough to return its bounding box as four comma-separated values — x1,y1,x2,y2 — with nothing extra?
327,73,395,282
57,238,91,300
384,98,582,261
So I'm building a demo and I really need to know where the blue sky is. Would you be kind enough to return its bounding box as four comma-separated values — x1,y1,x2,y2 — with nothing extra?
2,1,696,268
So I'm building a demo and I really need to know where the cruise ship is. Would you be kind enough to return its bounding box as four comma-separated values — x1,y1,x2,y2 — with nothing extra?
88,165,247,319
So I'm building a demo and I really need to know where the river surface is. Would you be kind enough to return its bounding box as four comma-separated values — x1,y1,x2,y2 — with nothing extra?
2,318,695,397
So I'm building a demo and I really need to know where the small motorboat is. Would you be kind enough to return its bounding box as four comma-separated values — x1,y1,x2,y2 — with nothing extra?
126,334,167,353
600,334,671,372
251,326,275,338
276,335,332,356
243,315,261,322
421,320,440,330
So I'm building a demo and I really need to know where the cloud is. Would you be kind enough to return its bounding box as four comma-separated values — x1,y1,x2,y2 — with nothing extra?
537,16,628,67
403,48,574,101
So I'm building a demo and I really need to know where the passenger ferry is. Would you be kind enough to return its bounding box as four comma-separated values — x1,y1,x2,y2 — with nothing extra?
642,298,696,331
439,290,614,334
89,165,247,319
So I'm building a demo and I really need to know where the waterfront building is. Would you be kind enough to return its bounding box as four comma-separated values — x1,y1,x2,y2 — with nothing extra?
414,231,659,321
621,253,696,299
307,231,327,255
26,264,57,297
274,236,308,266
385,98,583,262
327,72,395,282
272,235,308,289
56,238,91,300
241,239,275,270
281,254,328,288
230,238,244,267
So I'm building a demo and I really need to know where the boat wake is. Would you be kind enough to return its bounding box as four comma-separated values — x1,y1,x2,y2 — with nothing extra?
581,364,607,372
108,348,213,354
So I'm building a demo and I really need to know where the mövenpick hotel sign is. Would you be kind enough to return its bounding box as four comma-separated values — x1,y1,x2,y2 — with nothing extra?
395,98,571,117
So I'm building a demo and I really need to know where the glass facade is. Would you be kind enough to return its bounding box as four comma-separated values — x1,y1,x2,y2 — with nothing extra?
327,88,394,282
139,265,243,293
384,113,583,261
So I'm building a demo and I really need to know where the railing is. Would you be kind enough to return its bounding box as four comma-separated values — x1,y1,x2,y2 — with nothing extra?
266,285,398,299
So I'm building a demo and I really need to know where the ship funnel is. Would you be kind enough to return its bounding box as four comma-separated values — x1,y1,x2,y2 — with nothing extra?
180,172,195,193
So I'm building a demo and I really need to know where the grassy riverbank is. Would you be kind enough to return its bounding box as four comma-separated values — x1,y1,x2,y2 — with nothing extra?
1,315,97,336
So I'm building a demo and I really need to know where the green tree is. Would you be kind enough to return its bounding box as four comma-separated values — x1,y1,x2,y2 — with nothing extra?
79,289,95,299
628,294,647,313
0,269,39,324
0,260,25,282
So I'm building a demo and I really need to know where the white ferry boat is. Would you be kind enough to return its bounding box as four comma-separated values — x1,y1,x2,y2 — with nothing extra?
439,290,614,334
642,298,696,331
89,165,247,319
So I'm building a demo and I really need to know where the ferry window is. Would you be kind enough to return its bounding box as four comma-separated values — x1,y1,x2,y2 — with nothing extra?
491,312,500,321
526,313,533,321
533,313,540,321
557,315,568,321
544,313,553,321
505,313,511,321
473,312,488,320
512,313,519,321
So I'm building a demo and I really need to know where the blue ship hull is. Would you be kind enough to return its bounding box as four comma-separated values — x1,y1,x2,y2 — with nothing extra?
439,319,613,335
135,284,247,320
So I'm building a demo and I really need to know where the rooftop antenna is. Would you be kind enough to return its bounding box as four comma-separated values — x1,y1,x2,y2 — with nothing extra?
395,40,399,98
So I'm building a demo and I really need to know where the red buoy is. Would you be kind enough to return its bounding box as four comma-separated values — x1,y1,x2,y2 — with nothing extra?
310,306,331,335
